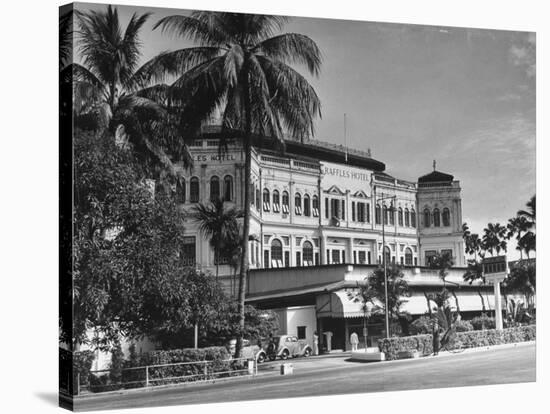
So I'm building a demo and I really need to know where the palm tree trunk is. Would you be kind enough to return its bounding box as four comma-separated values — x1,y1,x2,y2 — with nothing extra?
235,74,252,359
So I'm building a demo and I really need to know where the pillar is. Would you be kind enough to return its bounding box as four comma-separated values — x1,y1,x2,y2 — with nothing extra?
494,280,503,330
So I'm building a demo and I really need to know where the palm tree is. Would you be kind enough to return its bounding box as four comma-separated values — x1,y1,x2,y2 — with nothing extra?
144,11,322,356
507,216,531,259
517,195,536,227
73,5,188,180
191,198,242,277
482,223,507,256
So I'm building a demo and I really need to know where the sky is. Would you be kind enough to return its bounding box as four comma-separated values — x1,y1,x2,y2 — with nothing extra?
74,3,536,259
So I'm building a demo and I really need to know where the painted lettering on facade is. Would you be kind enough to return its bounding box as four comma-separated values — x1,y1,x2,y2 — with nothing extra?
322,166,370,182
194,153,237,162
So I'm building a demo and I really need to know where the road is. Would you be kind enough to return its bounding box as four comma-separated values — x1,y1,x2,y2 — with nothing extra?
76,343,535,412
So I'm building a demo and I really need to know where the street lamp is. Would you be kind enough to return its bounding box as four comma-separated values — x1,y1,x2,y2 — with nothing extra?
374,186,396,339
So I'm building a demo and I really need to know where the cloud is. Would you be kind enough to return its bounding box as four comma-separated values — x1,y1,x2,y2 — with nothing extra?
509,33,536,79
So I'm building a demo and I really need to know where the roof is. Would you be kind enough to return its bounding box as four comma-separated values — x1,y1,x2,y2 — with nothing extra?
418,170,454,183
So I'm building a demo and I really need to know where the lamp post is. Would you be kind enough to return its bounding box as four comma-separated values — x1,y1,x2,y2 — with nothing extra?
374,186,396,339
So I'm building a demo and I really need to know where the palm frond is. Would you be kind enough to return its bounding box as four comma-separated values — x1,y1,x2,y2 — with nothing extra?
154,14,229,46
254,33,322,76
130,47,222,89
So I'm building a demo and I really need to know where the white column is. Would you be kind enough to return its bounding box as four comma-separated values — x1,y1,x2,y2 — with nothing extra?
494,280,503,330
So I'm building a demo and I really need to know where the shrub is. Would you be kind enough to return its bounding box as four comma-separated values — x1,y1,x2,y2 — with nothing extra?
378,334,433,360
454,319,474,332
73,350,95,392
409,316,432,335
139,346,233,385
378,325,535,359
470,314,496,330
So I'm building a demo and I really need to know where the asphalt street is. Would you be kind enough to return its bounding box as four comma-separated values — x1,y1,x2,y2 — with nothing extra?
76,343,536,412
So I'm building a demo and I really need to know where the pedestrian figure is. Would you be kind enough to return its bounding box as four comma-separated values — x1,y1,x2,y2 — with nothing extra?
313,331,319,355
350,331,359,351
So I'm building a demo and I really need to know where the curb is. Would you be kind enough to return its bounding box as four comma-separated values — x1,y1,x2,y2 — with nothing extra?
348,340,536,364
74,370,278,400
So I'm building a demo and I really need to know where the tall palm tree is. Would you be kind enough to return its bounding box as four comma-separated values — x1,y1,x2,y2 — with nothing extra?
517,195,536,228
482,223,507,256
73,5,189,180
191,198,242,277
143,11,322,356
507,216,531,259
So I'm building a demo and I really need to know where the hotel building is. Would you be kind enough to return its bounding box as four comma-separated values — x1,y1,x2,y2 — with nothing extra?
172,127,496,351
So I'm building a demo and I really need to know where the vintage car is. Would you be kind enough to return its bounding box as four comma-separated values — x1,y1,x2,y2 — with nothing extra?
227,339,268,363
266,335,312,360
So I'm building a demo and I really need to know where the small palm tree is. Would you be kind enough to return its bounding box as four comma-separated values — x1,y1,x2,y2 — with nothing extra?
507,216,531,259
143,11,322,357
192,198,243,277
482,223,507,256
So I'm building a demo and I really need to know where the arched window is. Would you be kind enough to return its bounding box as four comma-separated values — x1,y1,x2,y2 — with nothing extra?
375,204,381,224
303,241,314,265
411,209,417,228
404,208,410,227
398,208,403,226
442,208,450,226
282,191,289,214
271,239,283,267
433,208,441,227
295,193,302,215
190,177,199,203
389,205,395,225
176,178,186,203
223,175,233,201
263,188,270,211
383,205,389,225
210,176,220,202
423,208,431,228
304,194,311,216
272,190,280,213
255,187,260,211
383,246,391,264
312,195,319,217
405,247,413,265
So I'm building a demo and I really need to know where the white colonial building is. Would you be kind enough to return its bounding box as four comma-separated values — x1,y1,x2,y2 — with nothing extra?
175,127,466,284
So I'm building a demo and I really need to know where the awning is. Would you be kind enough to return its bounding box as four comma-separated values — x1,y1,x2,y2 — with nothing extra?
316,291,378,318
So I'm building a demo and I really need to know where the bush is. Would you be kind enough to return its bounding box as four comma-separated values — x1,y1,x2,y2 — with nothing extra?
378,334,433,360
73,350,95,393
454,319,474,332
452,325,535,350
378,325,535,359
470,314,496,330
409,316,432,335
139,346,233,385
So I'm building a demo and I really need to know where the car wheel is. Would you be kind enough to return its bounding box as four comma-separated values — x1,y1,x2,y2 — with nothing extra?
303,348,311,357
280,350,289,360
257,353,266,364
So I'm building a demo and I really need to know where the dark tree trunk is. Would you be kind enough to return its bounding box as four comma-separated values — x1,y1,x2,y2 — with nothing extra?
235,72,252,359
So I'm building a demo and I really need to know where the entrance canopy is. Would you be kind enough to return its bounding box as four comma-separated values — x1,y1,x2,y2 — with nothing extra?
316,291,375,318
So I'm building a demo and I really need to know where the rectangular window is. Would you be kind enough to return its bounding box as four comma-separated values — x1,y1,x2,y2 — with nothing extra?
264,250,270,268
358,251,366,264
353,251,357,264
297,326,306,340
352,202,356,221
181,236,196,266
332,249,340,264
366,203,370,223
295,252,301,267
341,200,345,220
425,250,437,266
330,199,339,219
325,198,329,219
315,252,320,265
284,251,290,267
326,249,330,264
357,202,366,222
368,251,371,264
341,250,346,263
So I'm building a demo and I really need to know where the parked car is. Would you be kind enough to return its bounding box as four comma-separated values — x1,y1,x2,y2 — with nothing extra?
227,339,267,363
266,335,312,360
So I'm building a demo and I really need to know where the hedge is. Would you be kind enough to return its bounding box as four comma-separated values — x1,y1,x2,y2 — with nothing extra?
87,346,239,392
378,325,536,360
